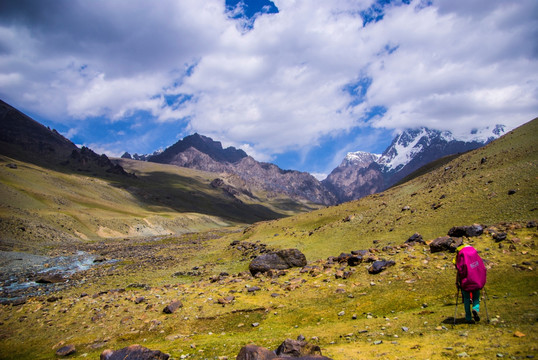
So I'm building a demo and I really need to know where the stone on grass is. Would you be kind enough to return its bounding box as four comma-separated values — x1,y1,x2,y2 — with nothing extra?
429,236,463,253
249,249,307,276
163,300,183,314
448,224,483,238
236,344,277,360
56,344,76,357
368,260,395,274
100,344,169,360
405,233,425,245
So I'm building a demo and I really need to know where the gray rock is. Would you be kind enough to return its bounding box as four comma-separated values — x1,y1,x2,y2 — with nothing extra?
236,345,277,360
56,344,76,357
448,224,483,238
249,249,307,276
100,345,169,360
430,236,463,253
163,300,183,314
368,260,395,274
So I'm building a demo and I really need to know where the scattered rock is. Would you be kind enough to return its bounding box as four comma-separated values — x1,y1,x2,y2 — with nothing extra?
163,300,183,314
430,236,463,253
249,249,307,276
448,224,483,238
248,286,261,293
405,233,425,245
134,297,145,304
100,345,169,360
368,260,395,274
275,338,326,358
56,344,76,357
508,189,517,195
35,273,66,284
236,345,277,360
492,232,507,242
347,256,362,266
218,296,235,305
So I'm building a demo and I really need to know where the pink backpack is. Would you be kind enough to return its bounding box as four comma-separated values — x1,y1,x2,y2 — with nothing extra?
456,246,487,291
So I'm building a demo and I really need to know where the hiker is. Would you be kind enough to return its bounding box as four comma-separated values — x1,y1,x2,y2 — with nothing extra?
453,244,487,323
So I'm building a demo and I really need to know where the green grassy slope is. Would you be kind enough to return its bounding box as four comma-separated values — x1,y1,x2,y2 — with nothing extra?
235,118,537,260
0,156,321,251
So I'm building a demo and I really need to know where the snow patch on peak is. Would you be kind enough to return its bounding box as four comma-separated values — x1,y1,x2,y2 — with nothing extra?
378,128,430,171
344,151,380,165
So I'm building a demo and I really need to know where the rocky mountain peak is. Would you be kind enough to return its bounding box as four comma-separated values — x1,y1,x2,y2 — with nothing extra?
150,133,247,165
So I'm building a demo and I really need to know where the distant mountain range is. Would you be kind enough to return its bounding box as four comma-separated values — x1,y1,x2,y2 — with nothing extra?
0,98,507,206
123,134,338,205
323,125,506,202
124,126,506,204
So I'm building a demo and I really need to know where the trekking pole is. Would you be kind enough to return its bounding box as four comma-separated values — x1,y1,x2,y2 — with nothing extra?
454,287,460,326
482,287,490,323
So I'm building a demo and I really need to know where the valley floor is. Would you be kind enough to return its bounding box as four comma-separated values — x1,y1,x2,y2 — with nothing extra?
0,224,537,359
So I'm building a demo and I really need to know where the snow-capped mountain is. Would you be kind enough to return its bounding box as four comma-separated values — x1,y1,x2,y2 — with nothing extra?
343,151,381,167
121,150,163,161
324,125,506,202
378,125,506,178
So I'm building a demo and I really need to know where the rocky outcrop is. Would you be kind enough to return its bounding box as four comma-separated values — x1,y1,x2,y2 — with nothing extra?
100,345,169,360
249,249,307,276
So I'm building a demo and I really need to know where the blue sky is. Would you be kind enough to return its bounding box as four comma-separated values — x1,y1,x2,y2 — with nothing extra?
1,0,537,179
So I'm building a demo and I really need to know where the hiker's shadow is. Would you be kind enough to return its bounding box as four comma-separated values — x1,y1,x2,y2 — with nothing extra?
442,317,470,325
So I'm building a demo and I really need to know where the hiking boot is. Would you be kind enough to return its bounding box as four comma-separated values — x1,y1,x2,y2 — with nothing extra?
472,310,480,322
466,319,476,324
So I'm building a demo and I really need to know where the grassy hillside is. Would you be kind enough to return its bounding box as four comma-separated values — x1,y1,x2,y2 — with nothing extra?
0,156,321,251
236,118,537,260
0,118,536,359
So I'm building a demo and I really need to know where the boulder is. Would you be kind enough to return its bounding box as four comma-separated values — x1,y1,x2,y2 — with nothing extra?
100,345,169,360
35,273,66,284
56,344,76,357
347,256,362,266
368,260,395,274
163,300,183,314
405,233,425,245
492,232,507,242
336,253,352,263
249,249,307,276
275,338,322,358
448,224,483,238
429,236,463,253
236,344,277,360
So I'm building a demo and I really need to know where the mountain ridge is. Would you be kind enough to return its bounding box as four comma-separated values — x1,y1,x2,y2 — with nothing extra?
323,125,506,203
